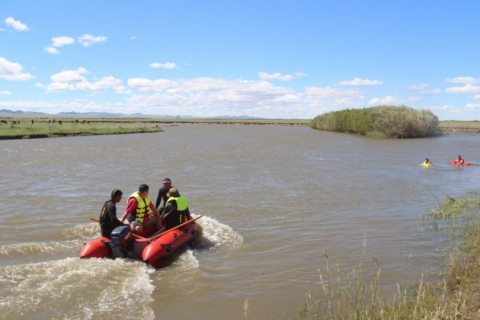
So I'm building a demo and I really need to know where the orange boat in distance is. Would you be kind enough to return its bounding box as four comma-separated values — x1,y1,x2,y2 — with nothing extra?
449,160,471,166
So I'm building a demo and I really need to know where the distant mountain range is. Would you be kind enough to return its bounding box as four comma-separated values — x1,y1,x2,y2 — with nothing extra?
0,109,263,119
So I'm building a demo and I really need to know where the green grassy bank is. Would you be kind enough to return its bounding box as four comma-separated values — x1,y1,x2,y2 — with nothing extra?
0,117,162,139
295,194,480,319
439,120,480,133
0,117,311,139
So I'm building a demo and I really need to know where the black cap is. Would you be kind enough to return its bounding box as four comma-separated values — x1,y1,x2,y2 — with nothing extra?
162,177,171,183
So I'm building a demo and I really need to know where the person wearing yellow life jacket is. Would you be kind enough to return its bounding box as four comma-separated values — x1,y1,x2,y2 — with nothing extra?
121,184,162,236
420,158,432,168
158,187,192,232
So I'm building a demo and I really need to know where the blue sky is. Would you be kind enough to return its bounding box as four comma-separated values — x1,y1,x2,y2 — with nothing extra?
1,0,479,120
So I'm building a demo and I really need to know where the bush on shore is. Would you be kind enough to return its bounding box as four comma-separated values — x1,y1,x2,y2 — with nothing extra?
310,106,441,138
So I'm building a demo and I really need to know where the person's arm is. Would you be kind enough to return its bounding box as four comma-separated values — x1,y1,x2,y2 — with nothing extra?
185,207,192,220
149,201,159,216
121,198,137,222
155,188,162,209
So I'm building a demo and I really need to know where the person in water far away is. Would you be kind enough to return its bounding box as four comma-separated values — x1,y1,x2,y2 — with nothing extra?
121,184,162,236
99,189,124,238
421,158,432,168
455,155,465,166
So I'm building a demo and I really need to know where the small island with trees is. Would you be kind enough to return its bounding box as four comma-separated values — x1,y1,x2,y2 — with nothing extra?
310,105,441,138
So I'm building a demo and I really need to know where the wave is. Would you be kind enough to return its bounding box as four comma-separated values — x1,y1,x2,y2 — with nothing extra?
0,258,156,320
192,215,244,251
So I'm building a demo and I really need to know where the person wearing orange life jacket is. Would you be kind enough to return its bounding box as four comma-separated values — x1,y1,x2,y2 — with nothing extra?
158,187,192,232
121,184,162,236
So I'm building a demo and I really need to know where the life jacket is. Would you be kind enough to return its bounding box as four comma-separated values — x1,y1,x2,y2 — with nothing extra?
128,192,151,224
166,196,189,223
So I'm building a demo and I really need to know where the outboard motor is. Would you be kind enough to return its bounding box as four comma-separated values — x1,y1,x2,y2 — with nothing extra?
109,225,133,258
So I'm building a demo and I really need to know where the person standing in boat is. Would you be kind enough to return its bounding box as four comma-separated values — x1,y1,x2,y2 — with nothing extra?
155,177,174,210
99,189,124,238
121,184,162,236
158,187,192,232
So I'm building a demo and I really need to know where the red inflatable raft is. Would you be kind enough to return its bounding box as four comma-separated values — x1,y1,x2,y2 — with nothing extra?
80,216,201,268
448,160,471,166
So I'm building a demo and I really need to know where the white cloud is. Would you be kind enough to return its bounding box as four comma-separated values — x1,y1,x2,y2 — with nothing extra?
0,100,57,113
305,86,363,106
150,62,177,69
466,103,480,110
0,57,33,80
336,78,383,86
0,100,124,115
51,36,75,47
5,17,29,31
0,90,12,95
427,104,459,114
77,76,127,93
50,67,89,83
77,34,107,47
44,47,60,54
125,77,307,117
258,72,306,81
128,78,178,92
44,36,75,54
407,83,429,90
445,84,480,94
46,35,106,54
446,77,480,84
406,83,441,94
40,67,126,93
368,96,405,106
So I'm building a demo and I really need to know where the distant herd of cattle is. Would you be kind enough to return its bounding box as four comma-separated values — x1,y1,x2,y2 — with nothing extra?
0,119,91,126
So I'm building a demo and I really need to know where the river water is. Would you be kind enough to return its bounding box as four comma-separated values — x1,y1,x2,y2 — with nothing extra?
1,124,479,320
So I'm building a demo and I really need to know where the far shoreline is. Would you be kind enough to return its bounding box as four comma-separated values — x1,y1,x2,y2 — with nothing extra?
0,117,478,139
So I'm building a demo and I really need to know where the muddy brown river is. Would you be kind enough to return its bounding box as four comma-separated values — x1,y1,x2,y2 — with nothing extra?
1,124,479,319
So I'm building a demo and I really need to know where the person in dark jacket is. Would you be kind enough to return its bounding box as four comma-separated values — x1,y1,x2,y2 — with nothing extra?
155,177,174,210
99,189,124,238
159,187,191,231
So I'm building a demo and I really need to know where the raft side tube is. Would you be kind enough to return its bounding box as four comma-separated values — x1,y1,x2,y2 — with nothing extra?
80,237,110,259
142,222,198,267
